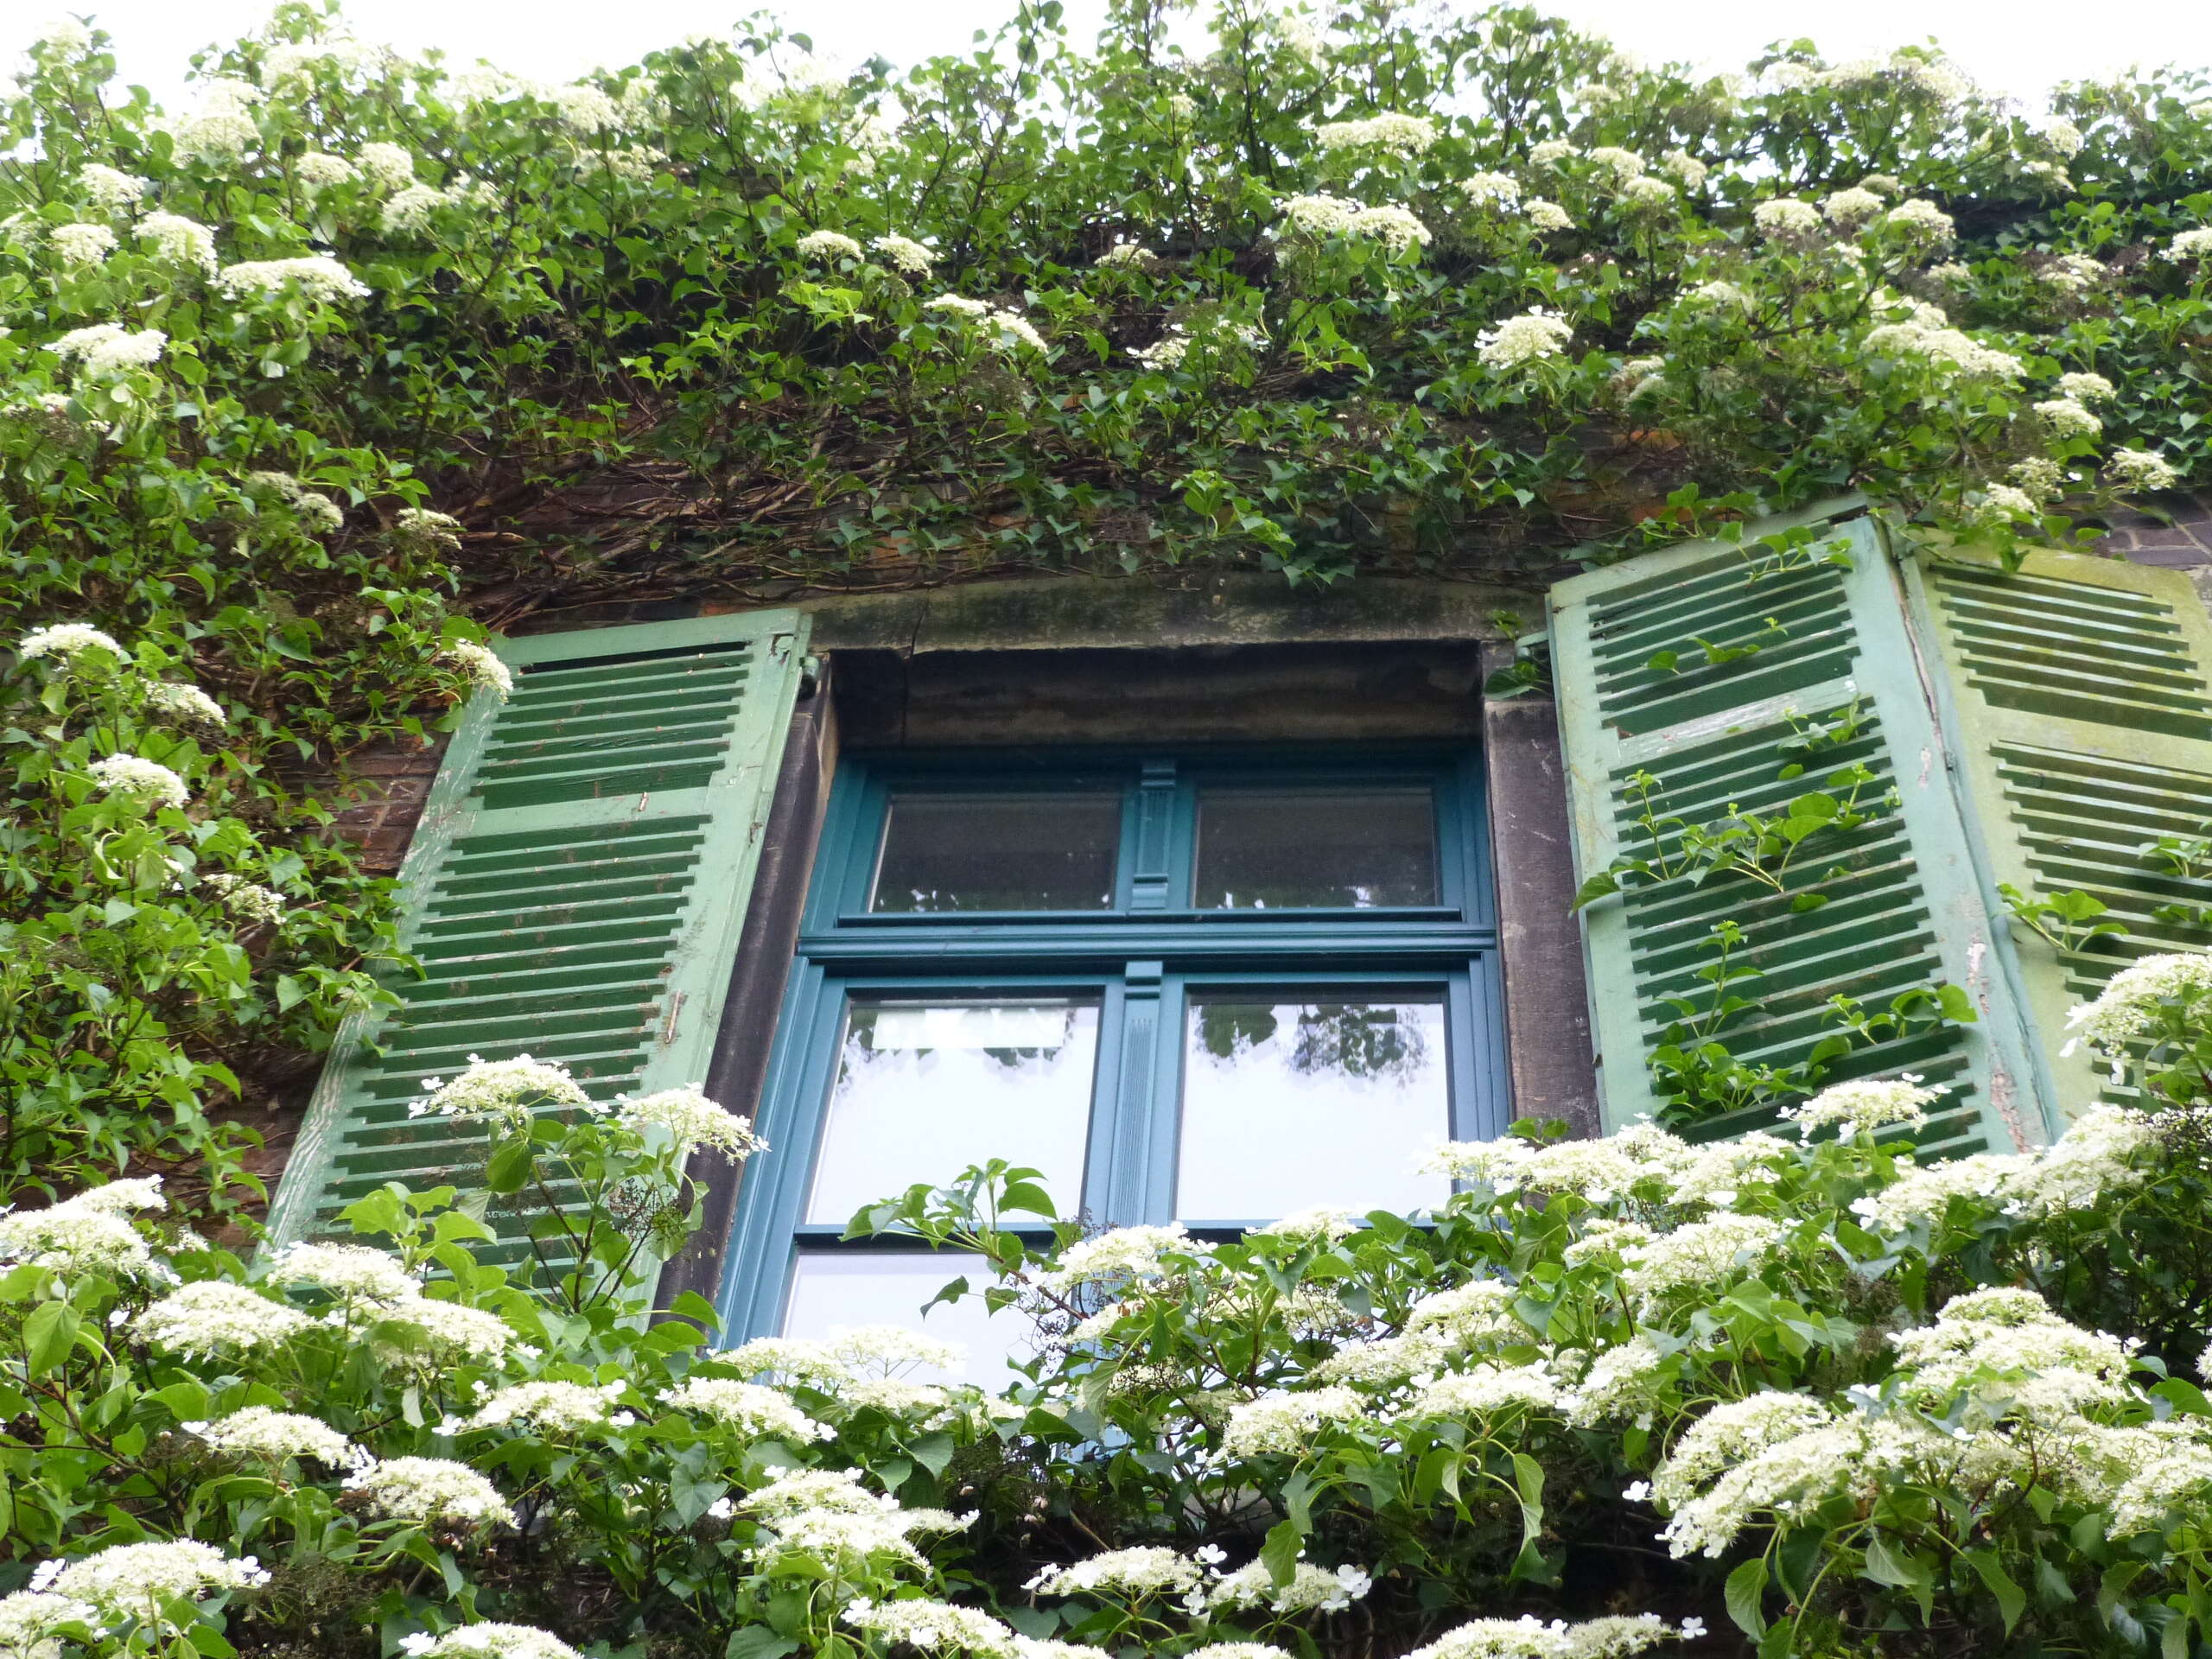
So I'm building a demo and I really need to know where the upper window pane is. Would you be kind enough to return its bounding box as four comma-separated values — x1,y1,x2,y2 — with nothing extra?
804,997,1098,1224
1193,787,1439,909
1176,996,1452,1220
870,793,1120,912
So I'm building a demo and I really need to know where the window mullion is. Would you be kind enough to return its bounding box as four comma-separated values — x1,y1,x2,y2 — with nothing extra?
1128,758,1179,912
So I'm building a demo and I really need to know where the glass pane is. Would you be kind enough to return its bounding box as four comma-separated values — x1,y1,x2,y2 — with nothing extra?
1193,788,1438,909
805,998,1098,1224
1177,997,1452,1219
871,793,1120,912
785,1251,1034,1385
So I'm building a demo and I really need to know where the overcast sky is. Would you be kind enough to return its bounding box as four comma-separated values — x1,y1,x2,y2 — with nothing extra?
5,0,2209,111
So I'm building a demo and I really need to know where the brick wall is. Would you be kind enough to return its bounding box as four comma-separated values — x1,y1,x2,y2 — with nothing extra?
2094,493,2212,572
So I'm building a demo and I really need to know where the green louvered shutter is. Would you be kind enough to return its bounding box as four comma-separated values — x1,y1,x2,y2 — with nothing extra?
1902,544,2212,1115
1549,512,2047,1155
266,610,810,1260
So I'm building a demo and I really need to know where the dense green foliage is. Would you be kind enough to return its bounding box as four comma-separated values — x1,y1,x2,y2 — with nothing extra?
7,0,2212,1204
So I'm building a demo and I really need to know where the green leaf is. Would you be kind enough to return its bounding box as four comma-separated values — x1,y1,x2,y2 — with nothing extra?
1260,1516,1303,1588
1962,1548,2026,1634
728,1628,801,1659
1726,1557,1770,1637
485,1136,536,1195
23,1302,79,1378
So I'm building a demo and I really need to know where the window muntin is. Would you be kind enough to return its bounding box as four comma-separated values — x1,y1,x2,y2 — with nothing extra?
725,747,1504,1357
869,793,1120,912
1192,787,1439,909
804,997,1100,1225
1175,994,1453,1221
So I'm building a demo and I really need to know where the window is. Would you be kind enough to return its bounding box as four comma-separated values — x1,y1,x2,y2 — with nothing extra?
717,747,1505,1380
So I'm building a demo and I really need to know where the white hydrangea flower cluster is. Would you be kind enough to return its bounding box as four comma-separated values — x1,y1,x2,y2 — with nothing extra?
346,1456,517,1526
133,1279,312,1355
1528,140,1574,168
50,323,168,378
1313,113,1438,156
1968,484,2041,527
1220,1385,1362,1454
737,1468,958,1569
33,1540,269,1614
2109,448,2179,491
137,213,219,273
842,1378,952,1417
715,1334,856,1387
1255,1205,1360,1243
296,150,360,188
1276,194,1430,249
0,1587,98,1657
1474,308,1573,371
842,1599,1018,1655
1614,176,1677,212
1888,1286,2135,1408
1659,149,1708,188
215,255,372,302
1192,1557,1374,1617
1094,241,1158,270
81,164,147,211
1751,198,1821,238
2168,226,2212,263
1862,311,2024,378
798,229,862,261
1038,1222,1205,1290
1618,1212,1782,1298
871,235,935,275
1820,186,1883,226
202,874,286,926
187,1406,353,1464
145,681,227,729
376,1296,517,1365
1778,1073,1942,1139
396,507,466,555
410,1053,590,1128
1027,1545,1205,1598
1681,279,1751,310
1459,172,1520,208
400,1624,584,1659
2063,951,2212,1058
458,1380,635,1434
2055,371,2115,403
1524,200,1573,232
2033,397,2101,438
923,296,1048,353
18,624,124,664
1404,1613,1684,1659
0,1178,169,1280
1404,1361,1567,1418
265,1240,420,1304
613,1085,766,1160
658,1377,828,1440
50,223,118,265
1882,199,1956,244
86,754,190,811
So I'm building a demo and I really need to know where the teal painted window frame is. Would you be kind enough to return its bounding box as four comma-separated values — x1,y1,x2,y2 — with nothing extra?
717,745,1506,1342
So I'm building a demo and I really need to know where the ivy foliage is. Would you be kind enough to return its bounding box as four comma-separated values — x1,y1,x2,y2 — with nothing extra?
4,2,2212,1207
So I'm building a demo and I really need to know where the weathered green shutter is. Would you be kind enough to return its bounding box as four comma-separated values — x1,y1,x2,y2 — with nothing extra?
1903,544,2212,1114
266,610,811,1257
1549,512,2046,1154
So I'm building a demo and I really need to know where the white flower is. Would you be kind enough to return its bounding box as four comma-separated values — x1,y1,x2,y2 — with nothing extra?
1621,1213,1782,1297
401,1624,584,1659
2033,397,2102,439
355,142,416,191
1929,260,1974,286
1405,1613,1676,1659
144,682,226,730
410,1053,588,1128
462,1381,631,1434
202,874,285,926
134,1281,310,1355
1459,171,1521,207
189,1406,352,1464
1038,1223,1203,1290
264,1241,418,1305
715,1335,852,1387
614,1085,766,1160
1313,113,1438,156
1565,1336,1670,1426
1821,186,1884,226
2056,371,2115,403
1678,280,1750,314
1349,205,1430,250
1405,1363,1564,1418
50,323,167,377
18,624,123,664
1255,1205,1360,1243
1027,1546,1205,1598
2009,456,2065,500
86,754,189,811
134,213,219,275
1529,139,1574,167
824,1323,965,1376
1781,1074,1943,1138
1524,199,1573,232
2109,1444,2212,1537
2168,226,2212,263
0,1195,158,1278
1883,199,1956,245
842,1378,951,1416
1475,308,1573,371
924,293,990,318
798,230,862,261
1220,1386,1362,1455
296,151,359,188
552,83,620,132
1615,176,1677,212
658,1377,830,1440
48,1541,269,1616
2040,253,2107,292
1586,146,1645,183
50,224,116,265
2032,116,2086,159
439,641,512,702
2109,448,2179,491
1751,198,1821,237
383,184,454,234
216,256,371,302
80,164,146,211
346,1456,516,1526
375,1295,515,1364
0,1590,98,1659
842,1599,1017,1656
1659,149,1707,188
1204,1560,1375,1615
1280,194,1357,237
1094,241,1157,270
394,507,465,555
1861,316,2024,378
2064,953,2212,1055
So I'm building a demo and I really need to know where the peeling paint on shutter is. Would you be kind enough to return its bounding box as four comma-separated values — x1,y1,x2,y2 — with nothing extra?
1904,545,2212,1116
265,611,810,1260
1550,512,2046,1155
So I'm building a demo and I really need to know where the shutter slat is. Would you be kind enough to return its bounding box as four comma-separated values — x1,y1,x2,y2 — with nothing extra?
1551,510,2048,1147
1906,548,2212,1116
267,610,809,1247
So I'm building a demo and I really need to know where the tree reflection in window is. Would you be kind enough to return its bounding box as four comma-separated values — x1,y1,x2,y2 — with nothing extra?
1192,1000,1431,1085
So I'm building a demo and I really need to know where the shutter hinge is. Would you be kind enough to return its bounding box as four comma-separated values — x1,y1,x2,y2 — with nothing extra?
798,653,822,698
659,990,687,1046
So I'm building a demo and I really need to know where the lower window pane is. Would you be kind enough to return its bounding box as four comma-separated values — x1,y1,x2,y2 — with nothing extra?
804,997,1098,1225
784,1251,1033,1385
1177,996,1452,1220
